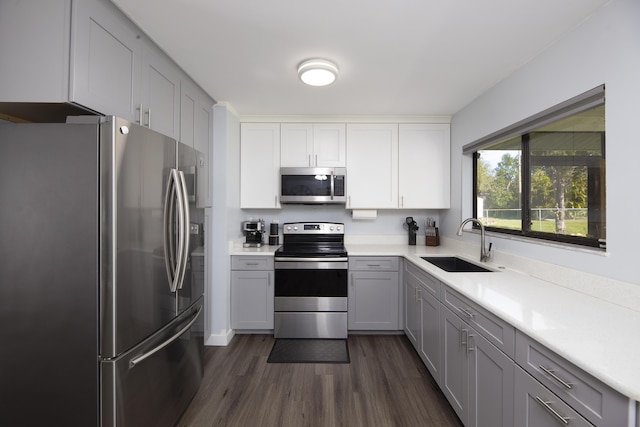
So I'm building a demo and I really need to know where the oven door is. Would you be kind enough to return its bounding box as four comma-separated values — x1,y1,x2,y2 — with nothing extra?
274,258,348,338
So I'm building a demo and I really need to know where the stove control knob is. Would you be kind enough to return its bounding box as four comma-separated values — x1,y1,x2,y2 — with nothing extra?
286,226,291,231
337,226,342,232
293,226,298,231
329,226,334,231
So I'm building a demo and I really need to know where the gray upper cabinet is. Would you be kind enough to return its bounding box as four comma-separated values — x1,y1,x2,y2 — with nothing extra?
1,0,214,155
0,0,71,103
140,43,181,139
181,77,214,207
71,0,142,120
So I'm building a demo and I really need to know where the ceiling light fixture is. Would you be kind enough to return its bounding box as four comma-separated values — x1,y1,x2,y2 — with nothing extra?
298,59,338,86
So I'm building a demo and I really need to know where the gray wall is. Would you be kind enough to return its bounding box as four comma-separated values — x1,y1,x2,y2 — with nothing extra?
443,0,640,285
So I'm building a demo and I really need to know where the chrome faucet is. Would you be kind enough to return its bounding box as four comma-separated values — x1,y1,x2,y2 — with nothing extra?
456,218,492,262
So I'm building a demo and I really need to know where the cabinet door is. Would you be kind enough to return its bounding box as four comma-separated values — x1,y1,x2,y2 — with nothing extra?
348,271,399,330
195,99,213,208
419,288,441,384
398,124,450,209
231,270,274,330
0,0,70,102
240,123,281,208
281,124,313,167
314,124,346,167
346,124,398,208
468,331,515,427
140,43,181,139
71,0,141,120
181,79,213,208
441,306,469,424
404,279,421,350
514,367,593,427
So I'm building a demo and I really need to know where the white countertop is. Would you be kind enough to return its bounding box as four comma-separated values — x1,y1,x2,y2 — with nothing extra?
231,241,640,401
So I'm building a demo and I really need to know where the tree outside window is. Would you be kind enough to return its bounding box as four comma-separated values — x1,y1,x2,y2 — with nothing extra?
474,104,605,248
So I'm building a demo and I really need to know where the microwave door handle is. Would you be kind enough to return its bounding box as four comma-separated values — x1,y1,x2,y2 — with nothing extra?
330,171,335,200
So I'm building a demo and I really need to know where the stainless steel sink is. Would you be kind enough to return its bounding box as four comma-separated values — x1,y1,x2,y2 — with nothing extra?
421,256,493,273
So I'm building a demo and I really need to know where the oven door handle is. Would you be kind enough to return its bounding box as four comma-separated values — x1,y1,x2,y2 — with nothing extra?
275,257,348,262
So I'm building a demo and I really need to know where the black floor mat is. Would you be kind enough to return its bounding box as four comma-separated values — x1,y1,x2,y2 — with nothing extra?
267,339,350,364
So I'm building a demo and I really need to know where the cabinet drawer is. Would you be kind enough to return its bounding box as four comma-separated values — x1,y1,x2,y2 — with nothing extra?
515,366,594,427
442,286,515,358
231,256,274,270
405,262,439,296
349,257,399,271
515,331,630,427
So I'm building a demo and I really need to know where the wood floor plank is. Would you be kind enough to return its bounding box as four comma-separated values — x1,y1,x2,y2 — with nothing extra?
177,334,462,427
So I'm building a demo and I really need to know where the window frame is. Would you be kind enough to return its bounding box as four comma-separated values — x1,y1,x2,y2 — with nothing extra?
466,86,606,250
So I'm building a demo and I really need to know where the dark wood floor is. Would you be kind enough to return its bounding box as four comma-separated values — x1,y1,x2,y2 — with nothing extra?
177,334,462,427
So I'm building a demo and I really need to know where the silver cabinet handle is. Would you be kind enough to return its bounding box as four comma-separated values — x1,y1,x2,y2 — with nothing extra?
467,334,475,352
129,306,202,368
367,264,381,267
401,196,404,208
245,262,259,266
315,154,318,166
145,107,151,128
460,328,468,347
136,103,143,125
539,365,573,390
534,396,570,425
460,307,475,318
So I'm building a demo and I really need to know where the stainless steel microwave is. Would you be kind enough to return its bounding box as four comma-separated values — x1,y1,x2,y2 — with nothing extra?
280,167,346,204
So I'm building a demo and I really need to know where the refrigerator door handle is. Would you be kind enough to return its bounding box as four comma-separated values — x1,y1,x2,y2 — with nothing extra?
176,170,190,290
163,169,186,292
128,305,202,368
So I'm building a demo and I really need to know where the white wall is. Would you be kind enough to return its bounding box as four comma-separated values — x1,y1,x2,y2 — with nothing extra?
442,0,640,285
241,206,440,241
208,104,243,345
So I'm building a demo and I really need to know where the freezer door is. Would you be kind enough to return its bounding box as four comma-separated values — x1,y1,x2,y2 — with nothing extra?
101,298,204,427
101,117,178,358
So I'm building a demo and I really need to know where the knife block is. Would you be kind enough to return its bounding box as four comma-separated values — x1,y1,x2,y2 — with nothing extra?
426,228,440,246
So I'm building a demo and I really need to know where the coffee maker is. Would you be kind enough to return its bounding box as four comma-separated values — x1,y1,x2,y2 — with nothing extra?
242,220,265,247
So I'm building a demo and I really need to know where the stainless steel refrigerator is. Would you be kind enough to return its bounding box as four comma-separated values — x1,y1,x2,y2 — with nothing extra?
0,116,206,427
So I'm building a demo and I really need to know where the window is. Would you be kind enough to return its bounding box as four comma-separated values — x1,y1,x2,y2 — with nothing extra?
467,86,606,249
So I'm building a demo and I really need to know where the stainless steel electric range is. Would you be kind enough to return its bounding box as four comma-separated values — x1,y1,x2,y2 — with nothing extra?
273,222,348,339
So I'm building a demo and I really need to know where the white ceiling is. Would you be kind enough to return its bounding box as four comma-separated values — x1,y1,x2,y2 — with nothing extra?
111,0,609,117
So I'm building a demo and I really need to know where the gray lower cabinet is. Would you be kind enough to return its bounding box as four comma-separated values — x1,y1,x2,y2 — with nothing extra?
440,305,515,427
230,256,274,330
515,330,632,427
515,366,593,427
404,272,421,347
404,260,634,427
348,257,400,330
404,262,441,383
